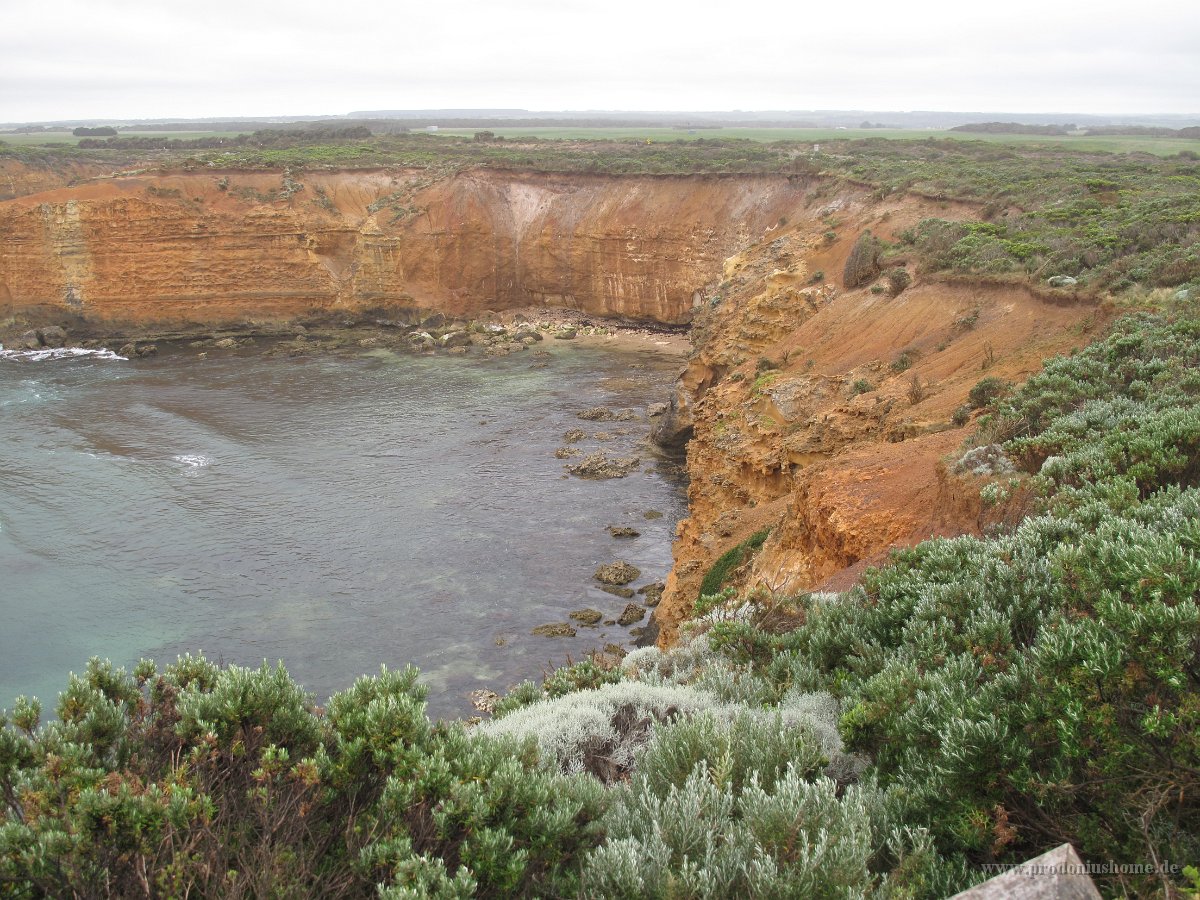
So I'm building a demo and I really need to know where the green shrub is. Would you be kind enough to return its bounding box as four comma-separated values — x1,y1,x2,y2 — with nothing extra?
0,659,606,898
890,348,919,373
843,232,882,288
954,309,981,330
968,375,1009,409
887,267,912,294
698,529,771,600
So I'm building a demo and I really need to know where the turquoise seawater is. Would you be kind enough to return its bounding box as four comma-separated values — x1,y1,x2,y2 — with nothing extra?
0,343,685,717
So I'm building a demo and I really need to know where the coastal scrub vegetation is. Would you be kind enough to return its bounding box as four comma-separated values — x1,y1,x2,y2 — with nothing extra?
4,312,1199,896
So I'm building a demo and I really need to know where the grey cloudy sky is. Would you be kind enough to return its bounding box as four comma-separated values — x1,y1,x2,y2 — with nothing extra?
3,0,1198,122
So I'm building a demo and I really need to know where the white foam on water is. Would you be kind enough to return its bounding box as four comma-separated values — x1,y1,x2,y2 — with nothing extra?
173,454,214,470
0,344,128,362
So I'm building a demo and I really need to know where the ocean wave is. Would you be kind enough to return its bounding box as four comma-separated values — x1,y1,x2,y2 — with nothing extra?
0,344,128,362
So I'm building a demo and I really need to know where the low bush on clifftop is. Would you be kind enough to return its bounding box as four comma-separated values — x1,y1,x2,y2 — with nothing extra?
0,659,606,898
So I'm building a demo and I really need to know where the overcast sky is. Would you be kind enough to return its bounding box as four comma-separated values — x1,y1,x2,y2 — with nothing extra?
3,0,1198,122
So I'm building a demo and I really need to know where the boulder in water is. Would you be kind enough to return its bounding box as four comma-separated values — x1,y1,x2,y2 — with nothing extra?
607,525,640,538
595,561,641,585
441,330,472,348
637,581,665,606
617,603,646,626
421,312,447,330
601,585,636,599
576,407,613,421
532,622,577,638
469,689,501,713
566,452,640,479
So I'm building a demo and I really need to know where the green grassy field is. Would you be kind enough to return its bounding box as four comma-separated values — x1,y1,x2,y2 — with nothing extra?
436,126,1200,156
0,130,248,146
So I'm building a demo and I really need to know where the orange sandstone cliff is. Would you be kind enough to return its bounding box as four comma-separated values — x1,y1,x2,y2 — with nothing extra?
0,165,812,328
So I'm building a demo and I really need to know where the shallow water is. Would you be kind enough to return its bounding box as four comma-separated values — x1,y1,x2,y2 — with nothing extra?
0,342,686,717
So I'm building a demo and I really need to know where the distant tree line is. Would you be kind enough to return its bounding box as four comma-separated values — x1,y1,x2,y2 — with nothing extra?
72,126,117,137
953,121,1200,138
76,126,373,150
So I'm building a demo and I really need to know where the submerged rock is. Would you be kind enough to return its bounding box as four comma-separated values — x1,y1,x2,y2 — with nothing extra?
600,585,636,599
562,428,587,443
532,623,577,638
469,689,501,713
569,608,603,625
595,561,641,585
576,406,613,421
566,452,640,479
607,525,641,538
638,581,665,606
118,342,157,358
617,603,646,626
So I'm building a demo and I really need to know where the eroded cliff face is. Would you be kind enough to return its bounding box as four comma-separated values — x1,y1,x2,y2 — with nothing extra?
651,190,1107,644
0,166,812,328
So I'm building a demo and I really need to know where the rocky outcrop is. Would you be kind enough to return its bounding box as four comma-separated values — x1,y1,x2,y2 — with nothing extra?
566,452,640,479
594,561,641,586
651,191,1108,645
0,168,813,329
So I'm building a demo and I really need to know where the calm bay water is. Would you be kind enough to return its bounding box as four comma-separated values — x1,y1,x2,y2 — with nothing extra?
0,343,685,717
